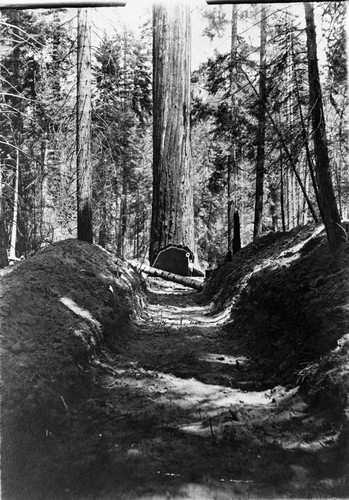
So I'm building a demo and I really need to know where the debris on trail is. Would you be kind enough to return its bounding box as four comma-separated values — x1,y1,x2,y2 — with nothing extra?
129,261,204,291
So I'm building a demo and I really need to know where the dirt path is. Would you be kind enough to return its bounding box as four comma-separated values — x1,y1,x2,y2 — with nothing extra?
13,277,344,500
42,277,338,500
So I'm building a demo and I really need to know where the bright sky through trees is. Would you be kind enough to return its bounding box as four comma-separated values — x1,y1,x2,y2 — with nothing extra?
91,1,329,71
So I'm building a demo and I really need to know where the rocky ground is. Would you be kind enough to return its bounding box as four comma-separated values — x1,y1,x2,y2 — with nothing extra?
1,225,348,499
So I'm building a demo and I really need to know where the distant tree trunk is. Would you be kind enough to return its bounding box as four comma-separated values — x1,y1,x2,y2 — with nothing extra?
9,149,19,261
280,156,286,232
232,210,241,254
77,8,93,243
98,203,107,248
117,167,127,258
304,2,342,249
227,4,237,252
228,4,240,254
7,12,25,256
253,5,267,239
303,168,309,225
98,156,107,248
293,57,323,224
150,2,195,265
269,181,278,231
40,138,49,244
135,185,140,258
0,157,9,268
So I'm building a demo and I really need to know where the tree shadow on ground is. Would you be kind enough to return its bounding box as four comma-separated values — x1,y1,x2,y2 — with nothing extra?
4,361,348,500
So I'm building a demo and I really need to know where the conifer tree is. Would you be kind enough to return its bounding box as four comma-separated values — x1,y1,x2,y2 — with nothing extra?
150,2,195,265
253,5,267,239
304,2,342,249
77,8,93,243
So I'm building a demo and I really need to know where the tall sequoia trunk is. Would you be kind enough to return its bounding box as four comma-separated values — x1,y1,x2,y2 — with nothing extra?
253,5,267,239
77,8,93,243
304,2,342,249
150,2,195,265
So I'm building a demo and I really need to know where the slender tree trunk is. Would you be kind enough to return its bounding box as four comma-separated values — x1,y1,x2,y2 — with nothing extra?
0,157,9,268
7,12,26,256
40,138,49,243
150,2,195,265
290,173,295,227
269,181,278,231
303,167,309,225
304,2,342,248
280,151,286,232
77,8,93,243
228,4,240,254
114,183,121,254
293,44,323,223
9,149,19,261
98,156,107,248
98,203,107,247
232,210,241,254
118,170,127,258
253,5,267,239
285,168,290,229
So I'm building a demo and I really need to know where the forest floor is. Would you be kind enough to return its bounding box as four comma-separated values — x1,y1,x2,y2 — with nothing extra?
1,225,349,499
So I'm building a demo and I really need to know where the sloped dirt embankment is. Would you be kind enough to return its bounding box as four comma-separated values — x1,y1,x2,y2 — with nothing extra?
202,225,349,464
1,239,146,497
1,226,349,499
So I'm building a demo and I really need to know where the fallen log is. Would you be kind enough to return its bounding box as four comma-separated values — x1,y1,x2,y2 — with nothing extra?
129,262,204,291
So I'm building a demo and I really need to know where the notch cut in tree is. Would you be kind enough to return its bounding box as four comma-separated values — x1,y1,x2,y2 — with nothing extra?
150,2,195,266
152,244,199,277
77,8,93,243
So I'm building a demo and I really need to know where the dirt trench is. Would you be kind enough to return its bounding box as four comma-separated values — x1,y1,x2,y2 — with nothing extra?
12,276,342,500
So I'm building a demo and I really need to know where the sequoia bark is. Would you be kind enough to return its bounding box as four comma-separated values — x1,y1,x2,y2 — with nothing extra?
150,3,195,265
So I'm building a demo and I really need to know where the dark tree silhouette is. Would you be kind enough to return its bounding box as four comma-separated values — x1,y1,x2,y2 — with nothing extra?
304,2,342,249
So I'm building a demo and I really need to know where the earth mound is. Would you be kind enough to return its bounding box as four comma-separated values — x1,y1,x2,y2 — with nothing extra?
1,239,145,434
203,223,349,449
